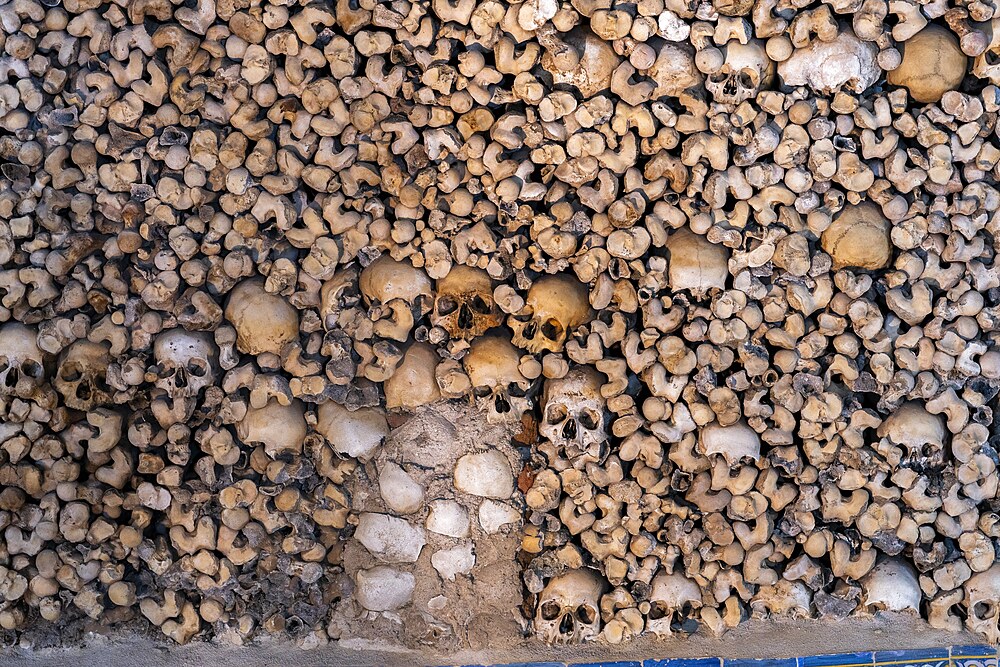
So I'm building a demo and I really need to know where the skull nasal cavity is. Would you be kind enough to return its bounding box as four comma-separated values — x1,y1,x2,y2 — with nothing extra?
458,304,474,329
559,613,575,634
562,419,578,439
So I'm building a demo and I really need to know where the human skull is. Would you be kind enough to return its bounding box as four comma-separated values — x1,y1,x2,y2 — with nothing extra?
973,18,1000,85
705,39,775,105
360,255,434,305
360,255,433,342
540,367,607,460
699,420,761,466
431,265,502,340
224,278,300,355
777,28,881,94
665,229,730,297
877,401,946,470
152,328,219,399
860,559,920,614
750,581,812,619
463,336,532,423
821,202,891,270
0,323,46,397
236,398,308,457
646,42,704,98
541,28,619,98
54,340,113,410
964,564,1000,643
534,569,604,644
646,572,703,637
889,25,967,103
509,274,593,354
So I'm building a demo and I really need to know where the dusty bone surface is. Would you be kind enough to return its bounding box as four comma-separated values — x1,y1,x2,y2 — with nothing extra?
2,0,1000,652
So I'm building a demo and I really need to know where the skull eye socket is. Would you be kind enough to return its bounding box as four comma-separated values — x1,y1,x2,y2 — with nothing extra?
677,601,700,623
737,69,756,88
576,604,597,625
546,405,567,423
579,410,600,430
540,600,562,621
469,295,492,314
540,318,563,341
974,601,997,619
472,386,492,399
20,360,42,379
95,374,111,391
60,365,82,382
188,361,207,378
649,601,669,620
508,383,528,398
437,297,458,316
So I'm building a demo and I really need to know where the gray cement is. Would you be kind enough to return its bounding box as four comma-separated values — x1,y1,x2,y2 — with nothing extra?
1,615,981,667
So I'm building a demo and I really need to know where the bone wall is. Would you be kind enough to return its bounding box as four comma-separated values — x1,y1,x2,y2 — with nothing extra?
1,0,1000,651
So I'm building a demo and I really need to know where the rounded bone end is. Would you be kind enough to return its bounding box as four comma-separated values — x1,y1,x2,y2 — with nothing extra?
888,25,968,104
821,202,892,271
860,558,921,613
237,399,308,457
665,228,730,295
384,343,441,411
224,278,300,356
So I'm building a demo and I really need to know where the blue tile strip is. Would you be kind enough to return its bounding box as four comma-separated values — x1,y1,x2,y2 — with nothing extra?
450,647,999,667
874,648,951,667
645,660,724,667
802,652,874,667
951,646,999,667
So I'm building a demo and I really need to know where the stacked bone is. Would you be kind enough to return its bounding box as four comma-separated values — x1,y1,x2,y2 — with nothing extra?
2,0,1000,649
